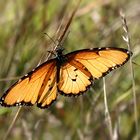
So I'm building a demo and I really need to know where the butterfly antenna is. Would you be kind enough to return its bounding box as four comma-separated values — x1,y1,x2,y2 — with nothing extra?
132,61,140,66
44,32,64,51
47,50,56,56
44,32,58,47
55,30,70,48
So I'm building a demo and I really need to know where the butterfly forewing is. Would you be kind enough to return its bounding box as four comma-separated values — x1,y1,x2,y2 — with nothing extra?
0,59,57,108
66,48,131,79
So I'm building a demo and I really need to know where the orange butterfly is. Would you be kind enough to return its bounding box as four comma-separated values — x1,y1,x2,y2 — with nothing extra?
0,47,132,109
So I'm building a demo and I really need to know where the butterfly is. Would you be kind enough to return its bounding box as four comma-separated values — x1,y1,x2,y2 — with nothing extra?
0,47,132,109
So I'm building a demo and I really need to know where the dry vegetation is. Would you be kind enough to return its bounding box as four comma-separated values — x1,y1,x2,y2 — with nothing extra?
0,0,140,140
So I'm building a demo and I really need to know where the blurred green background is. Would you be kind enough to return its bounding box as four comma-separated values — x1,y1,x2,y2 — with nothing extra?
0,0,140,140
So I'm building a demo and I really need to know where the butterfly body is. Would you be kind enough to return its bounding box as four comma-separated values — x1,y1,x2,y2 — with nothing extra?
55,48,68,83
0,47,132,109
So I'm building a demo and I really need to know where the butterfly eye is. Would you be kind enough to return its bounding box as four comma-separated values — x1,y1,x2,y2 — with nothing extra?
56,47,64,53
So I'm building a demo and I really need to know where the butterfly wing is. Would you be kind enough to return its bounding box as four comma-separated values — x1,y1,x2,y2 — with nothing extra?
58,59,93,95
0,59,57,109
58,47,131,95
0,47,132,106
66,47,131,79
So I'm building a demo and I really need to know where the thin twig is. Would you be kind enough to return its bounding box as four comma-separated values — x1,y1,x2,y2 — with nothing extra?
46,0,82,61
3,107,22,140
103,78,114,140
57,0,82,44
0,76,21,82
120,10,139,140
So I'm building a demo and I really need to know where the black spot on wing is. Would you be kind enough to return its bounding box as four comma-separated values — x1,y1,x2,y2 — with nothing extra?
72,79,76,81
49,86,53,91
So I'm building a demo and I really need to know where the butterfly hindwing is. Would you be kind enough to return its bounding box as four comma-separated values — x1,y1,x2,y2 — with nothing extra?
37,64,57,109
58,59,93,95
0,59,57,109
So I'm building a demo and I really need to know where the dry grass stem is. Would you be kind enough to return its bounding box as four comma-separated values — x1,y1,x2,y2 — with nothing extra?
120,10,139,140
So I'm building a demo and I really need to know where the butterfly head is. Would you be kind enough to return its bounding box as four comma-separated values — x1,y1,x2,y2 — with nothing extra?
56,47,64,55
56,47,67,64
